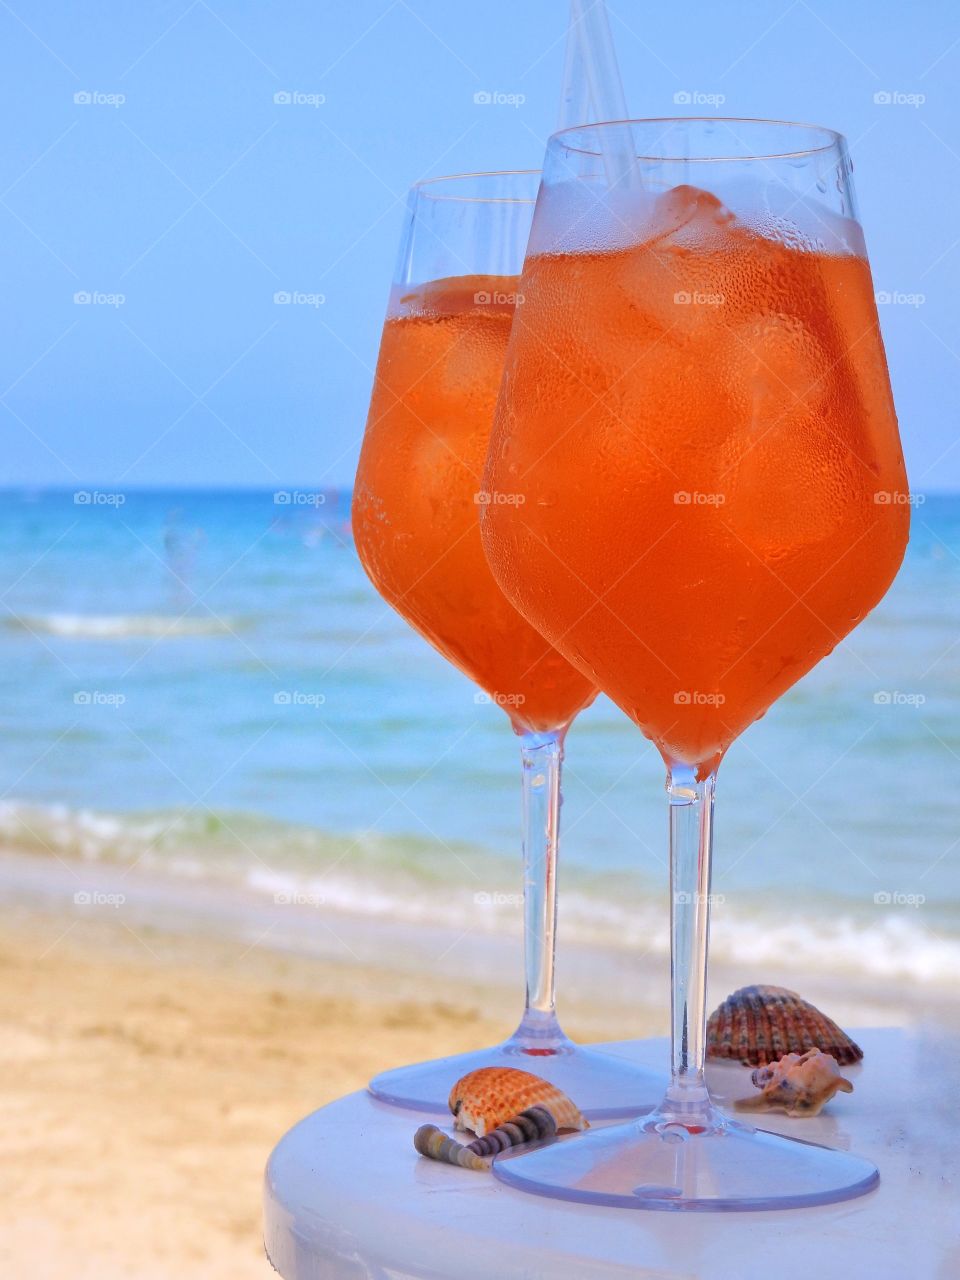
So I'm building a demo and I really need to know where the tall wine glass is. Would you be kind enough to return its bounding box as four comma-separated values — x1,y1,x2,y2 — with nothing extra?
481,120,909,1208
352,170,666,1116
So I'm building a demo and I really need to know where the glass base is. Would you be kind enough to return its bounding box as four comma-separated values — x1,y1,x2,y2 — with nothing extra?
492,1098,879,1211
368,1016,666,1119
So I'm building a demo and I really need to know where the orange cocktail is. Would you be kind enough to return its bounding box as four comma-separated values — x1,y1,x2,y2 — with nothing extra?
479,119,909,1214
483,185,909,771
354,274,595,733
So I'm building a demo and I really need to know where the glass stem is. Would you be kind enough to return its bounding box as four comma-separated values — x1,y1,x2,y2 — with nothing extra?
515,727,567,1048
663,763,717,1123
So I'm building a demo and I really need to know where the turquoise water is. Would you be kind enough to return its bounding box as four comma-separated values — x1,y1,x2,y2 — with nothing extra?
1,487,958,984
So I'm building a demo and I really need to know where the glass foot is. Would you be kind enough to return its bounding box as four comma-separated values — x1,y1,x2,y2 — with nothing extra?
368,1020,665,1119
492,1100,879,1211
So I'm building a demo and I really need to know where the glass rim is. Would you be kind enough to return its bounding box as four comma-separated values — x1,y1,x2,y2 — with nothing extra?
550,117,845,163
410,168,541,204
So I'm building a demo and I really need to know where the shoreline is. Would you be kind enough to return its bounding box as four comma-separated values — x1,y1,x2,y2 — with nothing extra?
1,846,957,1276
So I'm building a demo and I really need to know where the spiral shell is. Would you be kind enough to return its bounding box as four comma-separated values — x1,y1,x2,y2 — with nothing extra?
706,985,863,1067
414,1106,558,1172
735,1048,854,1117
448,1067,587,1137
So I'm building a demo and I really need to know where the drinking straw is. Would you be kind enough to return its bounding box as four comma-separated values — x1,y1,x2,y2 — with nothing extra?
559,0,640,188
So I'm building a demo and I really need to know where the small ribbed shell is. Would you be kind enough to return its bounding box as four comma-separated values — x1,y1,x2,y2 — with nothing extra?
448,1067,588,1137
706,985,863,1067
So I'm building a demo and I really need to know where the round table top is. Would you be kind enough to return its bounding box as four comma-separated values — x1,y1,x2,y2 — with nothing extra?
263,1028,960,1279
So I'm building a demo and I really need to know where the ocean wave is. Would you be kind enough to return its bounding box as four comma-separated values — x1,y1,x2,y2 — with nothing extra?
3,613,238,639
0,800,957,987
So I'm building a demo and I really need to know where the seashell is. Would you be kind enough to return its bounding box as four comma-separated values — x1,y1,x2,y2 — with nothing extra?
735,1048,854,1117
448,1067,588,1138
706,985,863,1067
414,1106,558,1172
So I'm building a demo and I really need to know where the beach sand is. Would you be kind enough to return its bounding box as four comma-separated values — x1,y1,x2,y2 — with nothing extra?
2,852,953,1280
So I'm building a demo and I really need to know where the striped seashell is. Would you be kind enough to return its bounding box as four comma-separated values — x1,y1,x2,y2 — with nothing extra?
448,1067,588,1138
706,984,863,1067
414,1106,558,1172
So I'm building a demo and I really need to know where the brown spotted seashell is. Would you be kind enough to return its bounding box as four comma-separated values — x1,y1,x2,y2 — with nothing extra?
448,1067,588,1138
706,985,863,1067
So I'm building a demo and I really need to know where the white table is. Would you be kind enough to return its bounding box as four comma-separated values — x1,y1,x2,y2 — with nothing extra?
263,1029,959,1279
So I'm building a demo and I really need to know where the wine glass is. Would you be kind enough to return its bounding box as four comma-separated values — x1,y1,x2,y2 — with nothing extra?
481,120,909,1208
352,170,666,1116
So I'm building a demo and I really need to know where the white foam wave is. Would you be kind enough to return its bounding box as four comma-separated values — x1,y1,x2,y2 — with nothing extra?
4,613,235,639
2,801,957,986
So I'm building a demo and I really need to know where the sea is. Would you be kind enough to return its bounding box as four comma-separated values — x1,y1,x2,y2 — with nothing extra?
0,487,957,989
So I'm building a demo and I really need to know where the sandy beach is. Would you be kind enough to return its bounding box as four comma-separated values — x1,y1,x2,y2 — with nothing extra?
0,850,658,1280
2,848,955,1280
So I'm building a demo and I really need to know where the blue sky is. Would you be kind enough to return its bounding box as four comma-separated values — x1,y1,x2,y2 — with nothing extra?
1,0,958,489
